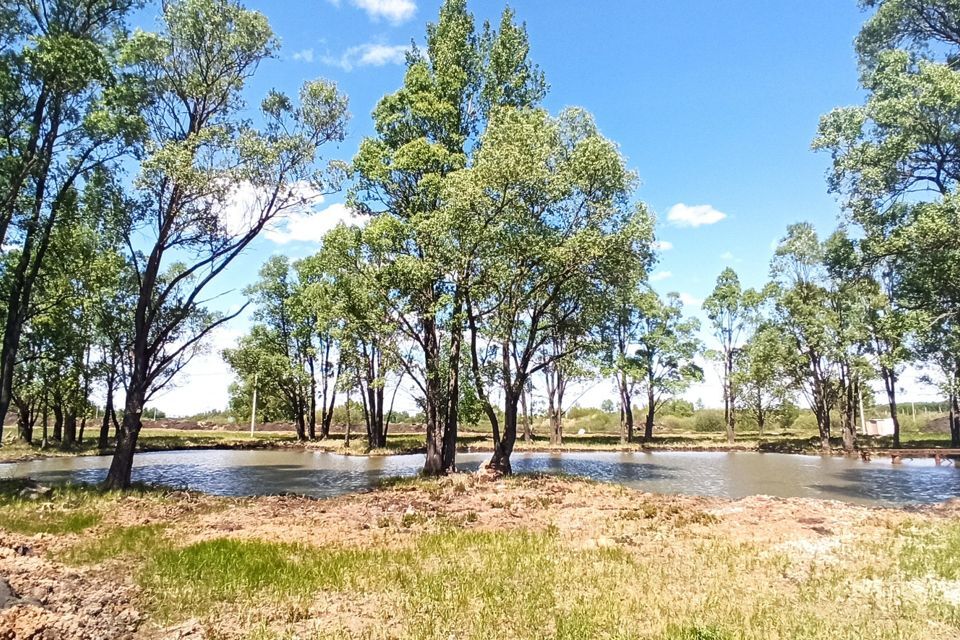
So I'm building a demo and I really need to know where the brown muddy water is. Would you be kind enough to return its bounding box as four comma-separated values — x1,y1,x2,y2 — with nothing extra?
0,450,957,506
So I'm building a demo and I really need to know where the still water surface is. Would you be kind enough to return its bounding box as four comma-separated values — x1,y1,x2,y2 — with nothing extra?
1,449,958,506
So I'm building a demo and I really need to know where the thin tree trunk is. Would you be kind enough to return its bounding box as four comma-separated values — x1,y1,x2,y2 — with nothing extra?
422,317,445,476
644,385,655,441
521,387,532,443
307,355,317,440
99,376,115,450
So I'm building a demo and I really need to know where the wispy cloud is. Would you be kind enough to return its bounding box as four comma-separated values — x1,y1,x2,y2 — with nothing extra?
720,251,735,261
265,203,365,244
322,43,409,71
667,203,727,228
678,292,703,307
292,48,314,63
653,240,673,251
328,0,417,24
650,271,673,282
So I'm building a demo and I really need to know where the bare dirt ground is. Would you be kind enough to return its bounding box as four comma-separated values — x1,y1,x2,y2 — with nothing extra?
1,474,956,639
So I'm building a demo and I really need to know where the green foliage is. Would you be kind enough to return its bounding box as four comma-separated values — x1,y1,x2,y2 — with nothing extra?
693,410,726,433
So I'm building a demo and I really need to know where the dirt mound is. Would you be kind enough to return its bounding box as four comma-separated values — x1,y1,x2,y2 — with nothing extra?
0,533,141,639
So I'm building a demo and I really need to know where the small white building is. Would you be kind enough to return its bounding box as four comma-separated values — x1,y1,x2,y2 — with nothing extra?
864,417,895,437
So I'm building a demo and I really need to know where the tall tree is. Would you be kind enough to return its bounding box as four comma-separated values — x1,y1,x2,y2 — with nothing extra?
815,0,960,423
0,0,142,439
104,0,348,489
454,106,652,473
733,323,793,436
632,291,704,440
350,1,547,474
702,268,751,444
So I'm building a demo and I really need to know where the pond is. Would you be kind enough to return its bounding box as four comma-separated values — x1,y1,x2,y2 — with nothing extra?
1,449,958,507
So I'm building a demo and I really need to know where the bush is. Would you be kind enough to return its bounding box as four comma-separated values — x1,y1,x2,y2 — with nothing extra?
659,415,695,432
787,411,818,432
693,409,725,433
660,398,695,418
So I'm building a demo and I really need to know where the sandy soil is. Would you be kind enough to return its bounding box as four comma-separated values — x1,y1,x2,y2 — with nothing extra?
0,476,957,639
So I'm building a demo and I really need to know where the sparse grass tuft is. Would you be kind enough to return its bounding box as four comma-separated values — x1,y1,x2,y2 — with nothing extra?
899,519,960,580
61,523,168,565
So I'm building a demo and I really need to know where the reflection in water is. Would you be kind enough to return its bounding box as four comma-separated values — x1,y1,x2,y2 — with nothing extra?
0,449,958,506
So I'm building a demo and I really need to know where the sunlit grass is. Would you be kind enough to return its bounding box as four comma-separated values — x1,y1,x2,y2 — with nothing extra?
135,525,959,639
61,523,168,565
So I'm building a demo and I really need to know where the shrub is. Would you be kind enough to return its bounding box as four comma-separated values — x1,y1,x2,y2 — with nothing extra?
693,409,725,433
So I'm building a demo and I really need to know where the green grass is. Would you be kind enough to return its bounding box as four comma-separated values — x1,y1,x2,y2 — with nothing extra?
0,508,101,535
0,479,106,534
61,523,167,565
133,524,960,639
899,520,960,581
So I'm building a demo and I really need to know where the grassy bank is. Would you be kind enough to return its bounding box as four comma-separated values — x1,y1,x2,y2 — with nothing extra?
0,476,958,639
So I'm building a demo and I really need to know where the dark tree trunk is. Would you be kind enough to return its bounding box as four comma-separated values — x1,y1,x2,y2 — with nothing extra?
98,378,115,450
13,395,32,444
61,412,77,448
487,392,519,475
644,385,655,441
951,389,960,448
104,384,145,490
619,374,634,444
294,408,307,441
52,403,63,442
441,294,463,472
422,316,446,476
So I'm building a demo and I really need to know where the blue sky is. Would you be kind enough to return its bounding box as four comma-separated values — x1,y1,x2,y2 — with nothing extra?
144,0,913,415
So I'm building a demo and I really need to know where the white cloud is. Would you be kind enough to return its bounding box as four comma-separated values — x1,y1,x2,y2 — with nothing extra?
216,181,327,239
323,43,409,71
292,48,314,63
265,202,365,245
678,292,703,307
653,240,673,251
650,271,672,282
352,0,416,23
720,251,735,261
328,0,416,24
667,203,727,228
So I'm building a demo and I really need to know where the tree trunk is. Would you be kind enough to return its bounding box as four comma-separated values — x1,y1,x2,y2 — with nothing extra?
104,385,145,490
422,393,445,475
13,396,32,444
294,409,307,441
817,405,831,452
487,392,519,475
61,412,77,448
99,379,115,450
951,389,960,448
521,387,532,443
52,403,63,442
422,317,446,476
307,355,317,440
644,384,655,441
724,353,735,444
619,375,634,444
441,296,463,473
344,390,352,448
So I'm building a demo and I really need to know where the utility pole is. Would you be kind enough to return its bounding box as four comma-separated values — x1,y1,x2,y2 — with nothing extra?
250,373,258,435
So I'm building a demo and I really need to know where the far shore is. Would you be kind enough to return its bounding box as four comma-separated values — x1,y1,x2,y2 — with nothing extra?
0,419,955,465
